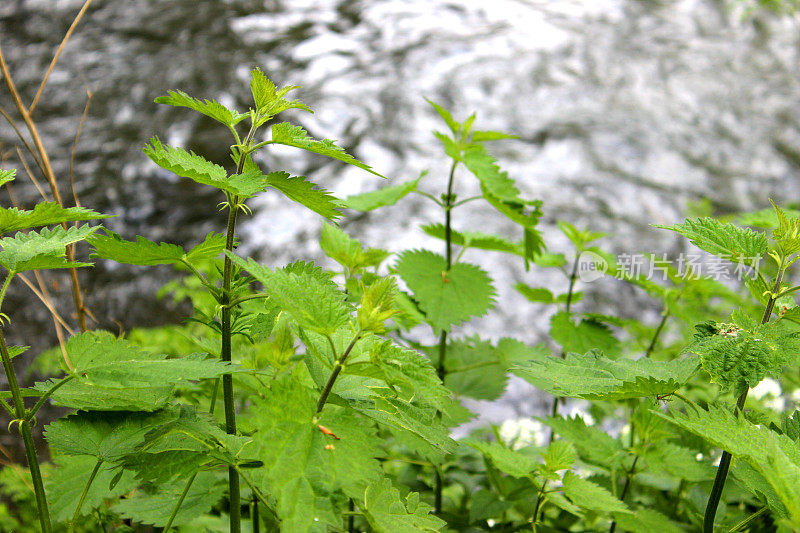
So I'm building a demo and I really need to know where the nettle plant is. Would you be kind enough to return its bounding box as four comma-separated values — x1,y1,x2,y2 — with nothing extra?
5,68,800,533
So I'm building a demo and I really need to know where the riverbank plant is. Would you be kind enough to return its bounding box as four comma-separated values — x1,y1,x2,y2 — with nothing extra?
3,18,800,533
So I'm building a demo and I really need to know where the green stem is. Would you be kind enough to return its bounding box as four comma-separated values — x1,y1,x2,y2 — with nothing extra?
316,332,361,414
162,471,197,533
26,375,74,422
434,159,458,515
252,495,260,533
608,455,639,533
69,459,102,533
220,125,257,533
546,254,581,442
704,262,784,533
531,479,548,531
727,506,768,532
0,325,51,532
0,271,12,310
226,292,270,308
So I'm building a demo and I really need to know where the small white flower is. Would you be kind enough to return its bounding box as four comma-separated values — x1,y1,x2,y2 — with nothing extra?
695,453,703,461
499,418,546,449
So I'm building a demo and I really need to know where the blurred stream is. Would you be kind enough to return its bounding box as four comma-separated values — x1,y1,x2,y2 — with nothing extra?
1,0,800,429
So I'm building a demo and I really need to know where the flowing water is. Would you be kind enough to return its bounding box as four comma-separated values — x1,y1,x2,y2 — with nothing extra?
1,0,800,426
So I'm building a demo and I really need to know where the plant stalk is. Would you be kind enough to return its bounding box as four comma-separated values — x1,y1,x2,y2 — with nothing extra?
162,471,197,533
316,333,361,414
219,126,256,533
434,159,458,514
0,325,52,532
69,458,102,533
703,265,784,533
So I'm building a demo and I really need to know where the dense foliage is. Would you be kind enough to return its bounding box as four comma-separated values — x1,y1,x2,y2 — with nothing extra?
4,9,800,533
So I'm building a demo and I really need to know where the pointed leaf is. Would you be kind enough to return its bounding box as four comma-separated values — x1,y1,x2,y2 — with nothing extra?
344,174,423,211
0,202,110,234
655,217,768,262
265,171,342,219
154,90,247,126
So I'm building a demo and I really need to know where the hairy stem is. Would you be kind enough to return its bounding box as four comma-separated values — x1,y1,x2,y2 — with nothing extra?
434,159,458,514
316,333,361,414
0,326,51,532
531,479,548,531
703,265,784,533
608,455,638,533
69,458,102,533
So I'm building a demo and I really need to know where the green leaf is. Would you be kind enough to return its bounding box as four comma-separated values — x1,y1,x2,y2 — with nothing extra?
154,90,247,126
515,284,555,303
112,471,225,527
541,440,577,473
361,478,445,533
511,350,699,401
771,200,800,255
0,169,15,187
90,230,226,267
466,440,537,477
227,253,352,335
687,319,800,395
269,122,385,177
642,442,715,482
425,99,460,136
611,508,684,533
344,174,423,211
471,130,519,142
249,67,312,121
143,137,266,196
45,410,172,461
422,223,524,256
544,416,624,468
438,337,511,401
246,375,384,531
549,311,620,355
461,144,521,202
265,171,343,219
0,225,97,272
46,455,137,522
38,331,237,411
320,223,388,271
562,472,631,514
655,217,768,262
0,202,110,234
393,249,496,333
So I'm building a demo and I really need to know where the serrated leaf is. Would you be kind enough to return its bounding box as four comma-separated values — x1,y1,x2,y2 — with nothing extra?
154,89,247,126
426,99,459,135
89,230,226,267
265,171,343,219
113,471,225,527
143,137,266,196
461,144,521,202
246,375,384,531
466,440,537,477
0,169,15,186
344,174,423,211
393,249,496,333
37,331,238,411
642,442,715,482
422,223,524,256
0,202,110,234
227,253,352,335
438,337,510,401
544,416,624,468
541,440,577,473
46,455,137,522
320,223,388,271
269,122,385,177
512,350,699,401
562,472,631,514
471,130,519,142
0,225,97,272
249,67,312,121
655,217,768,262
549,311,620,355
361,478,445,533
687,319,800,395
45,410,171,460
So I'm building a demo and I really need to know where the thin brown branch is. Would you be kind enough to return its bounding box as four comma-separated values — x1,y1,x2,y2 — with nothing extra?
0,105,44,174
15,147,49,202
69,86,93,208
17,274,75,338
29,0,94,114
0,41,90,331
